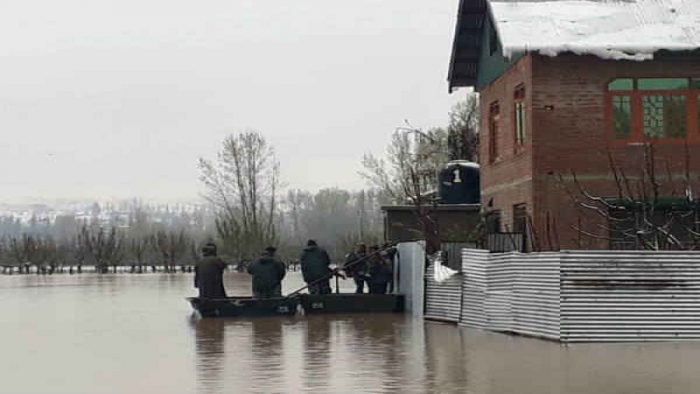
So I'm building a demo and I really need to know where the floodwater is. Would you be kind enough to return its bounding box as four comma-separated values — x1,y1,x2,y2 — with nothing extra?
2,273,700,394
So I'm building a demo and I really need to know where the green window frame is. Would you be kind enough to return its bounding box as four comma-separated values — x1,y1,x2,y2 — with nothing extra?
607,77,698,142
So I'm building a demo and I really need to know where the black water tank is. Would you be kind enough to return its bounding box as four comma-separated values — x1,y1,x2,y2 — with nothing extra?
438,161,480,204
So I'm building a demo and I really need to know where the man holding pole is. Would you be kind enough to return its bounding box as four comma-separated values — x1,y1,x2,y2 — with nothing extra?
300,239,333,295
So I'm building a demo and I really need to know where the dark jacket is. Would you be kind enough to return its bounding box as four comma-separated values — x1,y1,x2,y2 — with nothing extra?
247,254,286,293
194,256,227,298
300,245,332,284
368,255,392,285
344,251,367,276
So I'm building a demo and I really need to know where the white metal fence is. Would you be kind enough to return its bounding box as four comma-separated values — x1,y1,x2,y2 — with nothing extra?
425,248,700,342
424,263,463,322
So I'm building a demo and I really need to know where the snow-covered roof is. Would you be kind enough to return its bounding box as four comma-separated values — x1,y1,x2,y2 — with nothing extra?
491,0,700,61
447,0,700,90
446,160,480,169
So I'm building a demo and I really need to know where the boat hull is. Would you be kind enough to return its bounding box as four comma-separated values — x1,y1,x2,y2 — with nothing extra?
299,294,405,314
187,294,406,318
187,297,299,318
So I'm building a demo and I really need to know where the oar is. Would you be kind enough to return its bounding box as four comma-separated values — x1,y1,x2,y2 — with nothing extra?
285,242,397,299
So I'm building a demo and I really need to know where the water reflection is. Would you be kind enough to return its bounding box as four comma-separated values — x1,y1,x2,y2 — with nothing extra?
302,316,331,391
4,273,700,394
193,318,225,393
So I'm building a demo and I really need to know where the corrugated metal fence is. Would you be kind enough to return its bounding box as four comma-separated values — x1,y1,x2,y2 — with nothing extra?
560,250,700,342
426,248,700,342
459,249,560,340
424,263,463,323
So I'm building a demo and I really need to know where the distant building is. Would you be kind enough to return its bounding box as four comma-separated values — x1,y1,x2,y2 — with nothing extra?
448,0,700,249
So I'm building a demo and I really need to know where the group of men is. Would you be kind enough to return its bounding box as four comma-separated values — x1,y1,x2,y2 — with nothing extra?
343,243,395,294
193,240,395,299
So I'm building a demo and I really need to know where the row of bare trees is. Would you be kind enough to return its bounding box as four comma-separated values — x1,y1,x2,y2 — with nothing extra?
0,225,202,274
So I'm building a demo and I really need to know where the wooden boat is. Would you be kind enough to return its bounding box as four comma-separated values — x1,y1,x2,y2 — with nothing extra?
299,294,405,314
187,294,405,318
187,296,299,318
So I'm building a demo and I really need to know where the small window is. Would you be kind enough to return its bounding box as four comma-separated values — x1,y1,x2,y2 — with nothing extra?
638,78,689,90
642,95,687,139
514,85,526,147
693,79,700,89
489,102,500,163
612,96,632,139
608,79,634,91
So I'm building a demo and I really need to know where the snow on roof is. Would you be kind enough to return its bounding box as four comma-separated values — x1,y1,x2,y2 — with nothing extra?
490,0,700,61
446,160,480,169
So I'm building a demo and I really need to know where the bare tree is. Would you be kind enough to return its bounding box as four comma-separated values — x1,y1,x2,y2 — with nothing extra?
556,143,699,250
127,236,150,273
447,93,480,162
83,226,123,273
361,126,449,253
199,131,280,261
152,229,189,272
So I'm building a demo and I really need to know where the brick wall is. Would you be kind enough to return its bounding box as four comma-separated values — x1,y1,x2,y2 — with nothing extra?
480,53,700,250
479,55,533,234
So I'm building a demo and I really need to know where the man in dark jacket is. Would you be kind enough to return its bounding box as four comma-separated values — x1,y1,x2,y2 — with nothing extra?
344,243,368,294
194,243,227,298
367,245,392,294
300,239,332,295
247,246,286,298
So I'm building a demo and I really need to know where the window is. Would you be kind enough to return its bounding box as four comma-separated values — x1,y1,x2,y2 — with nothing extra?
489,102,500,163
642,95,687,139
612,96,632,138
514,85,526,149
607,77,699,143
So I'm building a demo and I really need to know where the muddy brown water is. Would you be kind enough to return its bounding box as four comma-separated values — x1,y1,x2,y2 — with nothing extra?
2,272,700,394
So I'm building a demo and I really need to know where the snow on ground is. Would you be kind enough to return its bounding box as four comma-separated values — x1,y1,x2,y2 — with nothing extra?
490,0,700,60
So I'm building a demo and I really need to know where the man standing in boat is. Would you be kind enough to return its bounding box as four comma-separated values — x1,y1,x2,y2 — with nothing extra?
344,243,368,294
367,245,392,294
300,239,333,295
247,246,286,298
194,242,227,299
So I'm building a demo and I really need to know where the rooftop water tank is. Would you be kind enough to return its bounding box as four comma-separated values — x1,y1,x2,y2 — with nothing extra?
438,160,480,204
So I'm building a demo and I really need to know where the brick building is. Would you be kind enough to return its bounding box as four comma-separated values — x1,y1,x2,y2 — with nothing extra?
448,0,700,249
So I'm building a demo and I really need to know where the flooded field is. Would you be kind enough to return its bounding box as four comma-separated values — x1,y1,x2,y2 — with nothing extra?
2,272,700,394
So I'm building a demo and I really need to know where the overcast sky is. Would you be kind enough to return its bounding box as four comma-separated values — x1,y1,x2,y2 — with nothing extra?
0,0,463,203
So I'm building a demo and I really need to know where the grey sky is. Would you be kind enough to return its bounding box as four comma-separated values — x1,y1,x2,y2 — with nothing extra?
0,0,462,202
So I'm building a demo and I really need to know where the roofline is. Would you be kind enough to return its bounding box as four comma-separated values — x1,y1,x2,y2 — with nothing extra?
447,0,490,93
447,0,468,93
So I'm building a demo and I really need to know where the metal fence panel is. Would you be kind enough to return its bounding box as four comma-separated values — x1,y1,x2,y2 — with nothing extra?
560,250,700,342
456,248,700,342
460,249,489,328
424,263,463,323
459,249,561,341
